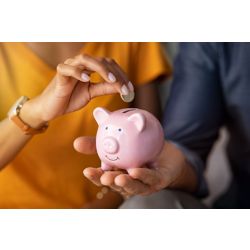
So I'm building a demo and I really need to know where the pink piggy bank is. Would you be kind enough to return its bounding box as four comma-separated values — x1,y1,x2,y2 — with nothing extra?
93,107,165,171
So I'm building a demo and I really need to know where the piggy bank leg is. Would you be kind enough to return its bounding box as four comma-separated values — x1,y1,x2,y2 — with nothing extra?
101,162,112,171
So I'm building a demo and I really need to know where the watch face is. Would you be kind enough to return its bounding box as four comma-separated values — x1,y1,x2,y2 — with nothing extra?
7,96,29,118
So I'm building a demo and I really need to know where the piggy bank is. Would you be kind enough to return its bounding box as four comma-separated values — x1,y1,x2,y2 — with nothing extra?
93,107,164,171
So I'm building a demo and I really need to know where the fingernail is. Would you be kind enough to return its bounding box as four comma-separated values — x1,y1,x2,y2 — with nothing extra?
81,73,90,82
128,81,134,92
108,72,116,82
121,85,129,95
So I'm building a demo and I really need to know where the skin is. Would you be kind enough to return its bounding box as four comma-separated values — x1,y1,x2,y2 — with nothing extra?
0,42,162,208
74,136,198,198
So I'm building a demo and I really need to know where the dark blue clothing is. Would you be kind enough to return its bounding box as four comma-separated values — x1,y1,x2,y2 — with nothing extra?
163,43,250,208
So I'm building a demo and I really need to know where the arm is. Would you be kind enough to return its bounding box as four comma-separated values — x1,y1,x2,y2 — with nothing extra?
0,54,134,170
163,43,225,196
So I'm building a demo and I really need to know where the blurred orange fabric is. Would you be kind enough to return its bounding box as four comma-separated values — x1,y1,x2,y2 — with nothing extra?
0,42,171,208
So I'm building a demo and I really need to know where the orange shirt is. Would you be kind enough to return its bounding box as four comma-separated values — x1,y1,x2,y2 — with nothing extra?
0,42,171,208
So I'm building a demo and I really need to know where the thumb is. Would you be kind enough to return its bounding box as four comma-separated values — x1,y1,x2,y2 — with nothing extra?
73,136,97,154
89,82,118,99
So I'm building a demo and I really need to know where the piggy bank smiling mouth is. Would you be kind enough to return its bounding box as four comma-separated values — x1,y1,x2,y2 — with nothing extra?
105,155,119,161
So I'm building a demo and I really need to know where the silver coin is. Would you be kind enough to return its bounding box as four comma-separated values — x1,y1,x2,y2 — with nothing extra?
120,91,135,103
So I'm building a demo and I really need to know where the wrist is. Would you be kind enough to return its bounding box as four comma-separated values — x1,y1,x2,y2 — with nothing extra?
19,98,47,129
170,161,198,193
164,142,198,193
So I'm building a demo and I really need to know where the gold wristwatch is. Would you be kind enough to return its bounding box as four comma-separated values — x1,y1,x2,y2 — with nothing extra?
7,96,48,135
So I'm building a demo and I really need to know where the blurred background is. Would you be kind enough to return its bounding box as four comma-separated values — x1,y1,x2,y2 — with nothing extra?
161,43,231,207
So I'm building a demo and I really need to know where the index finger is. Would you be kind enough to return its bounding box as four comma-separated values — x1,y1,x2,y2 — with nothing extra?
70,54,117,84
114,174,149,195
100,170,125,193
128,167,161,186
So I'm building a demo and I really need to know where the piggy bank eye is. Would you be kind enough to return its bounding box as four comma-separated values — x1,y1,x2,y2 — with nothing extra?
118,128,122,132
105,126,108,130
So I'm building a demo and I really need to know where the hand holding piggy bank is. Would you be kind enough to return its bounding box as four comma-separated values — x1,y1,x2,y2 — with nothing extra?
93,107,164,171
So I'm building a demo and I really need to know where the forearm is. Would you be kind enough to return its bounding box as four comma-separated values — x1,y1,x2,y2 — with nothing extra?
0,100,43,170
0,118,32,169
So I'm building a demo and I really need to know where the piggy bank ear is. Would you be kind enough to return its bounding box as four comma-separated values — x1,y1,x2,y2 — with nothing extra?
128,113,145,132
93,107,110,126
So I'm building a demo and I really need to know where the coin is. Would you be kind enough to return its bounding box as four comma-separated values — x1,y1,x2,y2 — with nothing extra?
120,91,135,103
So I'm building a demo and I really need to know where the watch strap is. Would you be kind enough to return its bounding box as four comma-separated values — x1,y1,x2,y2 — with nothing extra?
10,112,48,135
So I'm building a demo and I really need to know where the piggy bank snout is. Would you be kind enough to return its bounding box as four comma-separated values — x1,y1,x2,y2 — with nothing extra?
102,137,119,154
